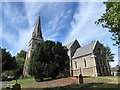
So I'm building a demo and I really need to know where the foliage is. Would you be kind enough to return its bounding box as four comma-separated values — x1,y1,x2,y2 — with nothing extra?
1,47,27,78
115,65,120,72
103,45,114,62
1,47,17,72
16,50,26,59
15,50,27,77
3,70,16,76
28,40,69,81
96,2,120,46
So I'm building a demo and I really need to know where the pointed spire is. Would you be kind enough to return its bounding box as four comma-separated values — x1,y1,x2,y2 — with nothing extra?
33,16,43,39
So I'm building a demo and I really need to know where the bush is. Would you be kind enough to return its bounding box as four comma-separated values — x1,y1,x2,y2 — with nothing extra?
28,41,69,81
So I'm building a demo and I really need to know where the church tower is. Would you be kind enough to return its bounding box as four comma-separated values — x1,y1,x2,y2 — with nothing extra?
23,16,44,77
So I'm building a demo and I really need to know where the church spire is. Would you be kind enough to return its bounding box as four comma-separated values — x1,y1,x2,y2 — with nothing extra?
23,16,44,77
33,16,43,39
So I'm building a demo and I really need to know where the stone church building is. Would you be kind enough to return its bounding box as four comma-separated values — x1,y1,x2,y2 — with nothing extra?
23,16,111,77
66,40,111,76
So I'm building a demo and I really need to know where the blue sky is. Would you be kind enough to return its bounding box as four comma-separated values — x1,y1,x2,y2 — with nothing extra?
0,1,118,67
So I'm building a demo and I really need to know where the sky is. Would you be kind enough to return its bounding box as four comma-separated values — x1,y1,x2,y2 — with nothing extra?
0,1,119,67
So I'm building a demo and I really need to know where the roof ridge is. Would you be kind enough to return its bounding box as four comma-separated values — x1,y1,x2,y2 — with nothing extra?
66,39,78,49
72,40,99,59
79,41,96,49
93,40,98,50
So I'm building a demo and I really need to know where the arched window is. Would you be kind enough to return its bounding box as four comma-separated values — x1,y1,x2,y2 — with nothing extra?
84,58,87,67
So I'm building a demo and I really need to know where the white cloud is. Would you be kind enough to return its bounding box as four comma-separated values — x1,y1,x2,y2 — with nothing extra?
2,2,118,67
2,3,27,27
44,10,66,40
24,2,46,27
17,26,34,51
0,2,2,46
62,2,118,67
63,2,94,44
1,0,107,2
0,24,2,46
2,26,33,56
63,2,107,45
1,3,33,55
2,2,67,55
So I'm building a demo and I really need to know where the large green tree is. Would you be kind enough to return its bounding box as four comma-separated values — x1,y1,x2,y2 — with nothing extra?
96,2,120,46
28,40,69,81
16,50,26,59
1,47,17,72
103,45,114,62
102,45,114,74
15,50,27,77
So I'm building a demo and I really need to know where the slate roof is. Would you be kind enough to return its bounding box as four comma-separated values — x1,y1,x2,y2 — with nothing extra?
33,16,43,39
66,40,77,49
111,65,120,72
72,41,98,59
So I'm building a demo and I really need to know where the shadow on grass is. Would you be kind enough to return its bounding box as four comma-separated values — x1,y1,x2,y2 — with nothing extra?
16,83,120,90
2,83,120,90
41,77,63,82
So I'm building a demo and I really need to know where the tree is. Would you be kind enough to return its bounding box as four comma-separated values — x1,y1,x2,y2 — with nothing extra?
15,50,27,77
28,40,69,81
102,45,114,75
116,65,120,72
96,2,120,46
1,47,17,72
103,45,115,62
16,50,26,59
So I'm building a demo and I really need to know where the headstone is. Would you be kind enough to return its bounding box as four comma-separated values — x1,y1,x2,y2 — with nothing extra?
12,83,21,90
12,78,21,90
78,74,83,84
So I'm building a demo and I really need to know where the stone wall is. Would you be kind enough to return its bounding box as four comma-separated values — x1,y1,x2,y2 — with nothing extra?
72,54,97,76
70,40,80,57
68,40,80,76
94,42,111,76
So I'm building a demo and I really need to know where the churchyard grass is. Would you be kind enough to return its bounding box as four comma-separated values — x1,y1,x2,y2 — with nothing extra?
84,76,119,84
9,77,35,87
4,76,119,89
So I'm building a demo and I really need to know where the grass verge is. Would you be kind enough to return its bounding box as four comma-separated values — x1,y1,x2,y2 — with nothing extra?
10,77,35,85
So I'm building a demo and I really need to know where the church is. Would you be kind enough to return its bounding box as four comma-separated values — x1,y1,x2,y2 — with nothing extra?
23,16,111,77
23,16,44,77
66,40,111,76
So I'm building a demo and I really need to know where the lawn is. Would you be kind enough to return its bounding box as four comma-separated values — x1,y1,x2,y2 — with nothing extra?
2,76,120,89
83,76,119,84
2,77,36,89
10,77,35,85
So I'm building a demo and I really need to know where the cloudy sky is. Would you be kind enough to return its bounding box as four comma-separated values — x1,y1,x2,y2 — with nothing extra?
0,1,118,67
